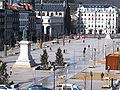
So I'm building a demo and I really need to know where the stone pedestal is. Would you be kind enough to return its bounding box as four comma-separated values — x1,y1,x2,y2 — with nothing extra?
14,41,36,67
105,34,111,39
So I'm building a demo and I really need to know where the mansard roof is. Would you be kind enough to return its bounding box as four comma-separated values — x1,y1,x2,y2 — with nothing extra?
81,4,117,8
35,3,64,11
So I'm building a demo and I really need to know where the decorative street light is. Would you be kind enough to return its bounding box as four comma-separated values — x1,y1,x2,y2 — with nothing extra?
90,71,93,90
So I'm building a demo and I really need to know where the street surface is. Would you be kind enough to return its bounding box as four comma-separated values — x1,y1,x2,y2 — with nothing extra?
0,37,120,90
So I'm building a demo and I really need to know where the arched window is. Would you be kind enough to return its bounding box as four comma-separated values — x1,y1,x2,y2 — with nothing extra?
42,13,45,16
51,13,54,16
59,13,62,16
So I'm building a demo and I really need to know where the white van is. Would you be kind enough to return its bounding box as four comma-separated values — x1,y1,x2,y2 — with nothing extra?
61,84,84,90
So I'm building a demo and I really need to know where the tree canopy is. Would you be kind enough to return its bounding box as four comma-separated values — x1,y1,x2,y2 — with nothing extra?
0,60,9,84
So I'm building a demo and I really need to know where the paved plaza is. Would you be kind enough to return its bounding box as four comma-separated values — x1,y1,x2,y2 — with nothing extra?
0,37,120,90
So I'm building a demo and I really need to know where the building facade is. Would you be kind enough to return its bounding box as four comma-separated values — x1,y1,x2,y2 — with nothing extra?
76,4,120,34
0,0,19,50
35,3,65,40
19,9,36,41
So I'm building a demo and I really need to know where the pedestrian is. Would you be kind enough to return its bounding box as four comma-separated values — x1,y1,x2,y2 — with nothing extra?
101,72,104,80
107,66,110,73
63,49,65,53
66,49,67,53
69,40,71,43
50,47,52,51
83,40,85,43
10,67,12,75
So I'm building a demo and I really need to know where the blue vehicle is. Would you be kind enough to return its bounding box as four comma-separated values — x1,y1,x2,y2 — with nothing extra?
28,85,52,90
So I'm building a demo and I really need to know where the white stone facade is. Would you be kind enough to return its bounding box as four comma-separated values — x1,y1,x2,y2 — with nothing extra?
36,10,64,37
76,4,120,34
35,4,64,38
14,41,36,67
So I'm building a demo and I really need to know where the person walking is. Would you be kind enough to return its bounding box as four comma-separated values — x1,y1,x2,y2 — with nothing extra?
10,67,12,75
101,72,104,80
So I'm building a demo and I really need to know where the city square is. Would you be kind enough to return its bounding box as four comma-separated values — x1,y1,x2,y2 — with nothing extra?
1,37,120,90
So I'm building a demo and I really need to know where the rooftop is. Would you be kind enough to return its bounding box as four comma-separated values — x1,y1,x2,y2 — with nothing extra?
81,4,117,8
35,3,64,11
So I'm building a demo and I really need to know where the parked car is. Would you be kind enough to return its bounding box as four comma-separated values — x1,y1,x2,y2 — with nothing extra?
28,85,52,90
61,84,84,90
0,85,17,90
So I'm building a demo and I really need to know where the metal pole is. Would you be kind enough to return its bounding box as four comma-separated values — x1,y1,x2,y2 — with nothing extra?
83,48,86,67
53,65,55,90
74,49,75,74
4,13,7,57
94,11,96,36
90,71,93,90
78,9,81,34
94,48,96,66
104,45,106,58
39,0,43,48
113,40,114,54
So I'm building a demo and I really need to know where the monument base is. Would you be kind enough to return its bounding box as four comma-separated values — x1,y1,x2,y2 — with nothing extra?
14,41,37,68
105,34,111,39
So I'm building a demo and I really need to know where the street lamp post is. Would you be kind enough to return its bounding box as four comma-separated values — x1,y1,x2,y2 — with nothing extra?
104,45,107,58
94,48,96,66
90,71,93,90
78,8,81,34
52,62,56,90
83,47,86,67
53,65,55,90
113,40,115,54
94,11,97,36
40,0,43,48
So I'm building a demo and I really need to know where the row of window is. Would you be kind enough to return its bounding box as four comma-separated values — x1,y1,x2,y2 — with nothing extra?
80,20,115,24
80,25,115,28
80,8,115,13
79,17,115,20
79,13,115,17
20,21,28,26
38,11,63,17
20,13,28,19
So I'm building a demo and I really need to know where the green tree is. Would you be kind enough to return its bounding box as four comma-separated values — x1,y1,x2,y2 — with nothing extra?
55,47,64,66
0,60,9,84
40,49,49,68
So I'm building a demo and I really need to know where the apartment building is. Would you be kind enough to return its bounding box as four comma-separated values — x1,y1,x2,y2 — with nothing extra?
76,4,120,34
